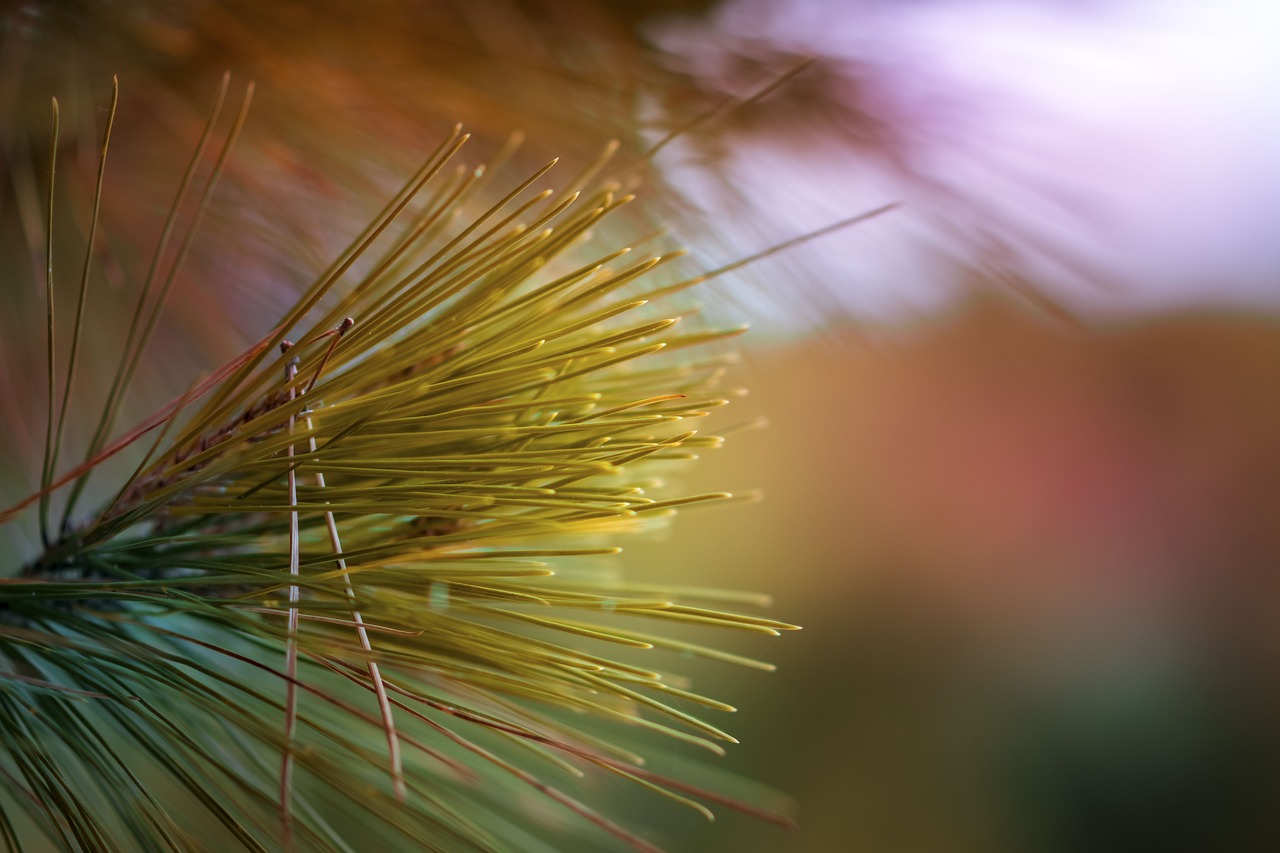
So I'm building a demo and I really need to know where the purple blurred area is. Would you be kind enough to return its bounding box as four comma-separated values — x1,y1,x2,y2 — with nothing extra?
6,1,1280,850
653,0,1280,326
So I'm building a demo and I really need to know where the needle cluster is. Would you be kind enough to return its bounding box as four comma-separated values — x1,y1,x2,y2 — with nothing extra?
0,77,796,852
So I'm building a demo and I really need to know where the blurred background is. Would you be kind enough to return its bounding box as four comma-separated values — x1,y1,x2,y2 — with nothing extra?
5,0,1280,850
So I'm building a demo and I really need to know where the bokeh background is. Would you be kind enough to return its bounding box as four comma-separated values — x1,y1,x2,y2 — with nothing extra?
5,1,1280,850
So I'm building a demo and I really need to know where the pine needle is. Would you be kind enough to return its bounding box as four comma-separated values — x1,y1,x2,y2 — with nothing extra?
38,96,60,547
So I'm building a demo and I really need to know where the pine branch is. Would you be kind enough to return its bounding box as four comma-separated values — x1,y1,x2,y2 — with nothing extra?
1,78,802,852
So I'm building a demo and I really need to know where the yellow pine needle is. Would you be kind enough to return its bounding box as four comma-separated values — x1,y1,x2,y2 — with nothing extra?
294,322,407,803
